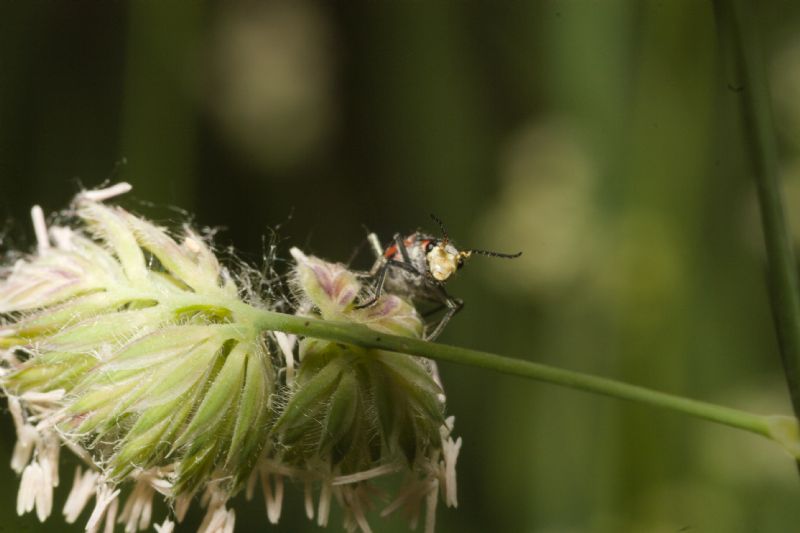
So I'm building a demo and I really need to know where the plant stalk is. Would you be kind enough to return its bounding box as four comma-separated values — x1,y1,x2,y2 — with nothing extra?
241,305,779,444
713,0,800,420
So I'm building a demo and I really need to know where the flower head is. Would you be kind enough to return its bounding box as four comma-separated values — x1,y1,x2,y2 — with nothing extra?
275,248,460,532
1,184,276,531
1,185,460,533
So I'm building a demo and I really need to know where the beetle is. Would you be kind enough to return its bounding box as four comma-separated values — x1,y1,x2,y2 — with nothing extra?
357,214,522,340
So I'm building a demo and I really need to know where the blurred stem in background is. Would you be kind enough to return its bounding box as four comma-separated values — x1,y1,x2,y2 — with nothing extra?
614,1,717,520
121,0,201,206
713,0,800,467
534,1,631,528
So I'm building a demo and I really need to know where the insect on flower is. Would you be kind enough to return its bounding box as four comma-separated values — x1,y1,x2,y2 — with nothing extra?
357,214,522,340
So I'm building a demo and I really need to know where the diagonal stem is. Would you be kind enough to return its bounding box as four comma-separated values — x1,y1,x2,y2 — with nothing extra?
237,304,792,451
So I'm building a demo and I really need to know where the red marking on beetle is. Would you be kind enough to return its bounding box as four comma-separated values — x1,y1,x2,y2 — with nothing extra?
383,236,432,261
383,243,398,259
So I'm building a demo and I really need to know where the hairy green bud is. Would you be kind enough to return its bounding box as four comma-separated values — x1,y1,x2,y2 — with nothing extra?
278,248,460,532
1,185,275,531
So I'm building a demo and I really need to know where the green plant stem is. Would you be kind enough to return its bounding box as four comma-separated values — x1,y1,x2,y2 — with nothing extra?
240,306,775,441
712,0,800,421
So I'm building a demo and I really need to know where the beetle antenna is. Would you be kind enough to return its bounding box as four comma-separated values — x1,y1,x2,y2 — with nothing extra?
467,248,523,259
430,213,449,245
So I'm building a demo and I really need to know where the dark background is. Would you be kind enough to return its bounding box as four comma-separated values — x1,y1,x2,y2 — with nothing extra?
2,1,800,532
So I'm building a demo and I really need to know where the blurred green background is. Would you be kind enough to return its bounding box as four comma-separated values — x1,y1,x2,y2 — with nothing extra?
2,1,800,532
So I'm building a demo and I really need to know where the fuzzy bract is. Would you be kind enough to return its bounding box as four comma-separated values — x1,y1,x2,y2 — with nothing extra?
278,249,460,532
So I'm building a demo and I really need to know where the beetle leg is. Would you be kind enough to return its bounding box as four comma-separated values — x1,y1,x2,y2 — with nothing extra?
355,259,422,309
395,233,413,265
423,285,464,341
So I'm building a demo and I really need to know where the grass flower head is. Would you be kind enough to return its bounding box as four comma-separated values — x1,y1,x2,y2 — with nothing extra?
1,184,276,531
